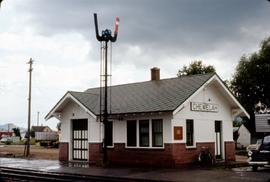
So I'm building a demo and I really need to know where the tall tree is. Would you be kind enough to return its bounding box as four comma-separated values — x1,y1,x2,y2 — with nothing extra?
177,60,215,77
230,37,270,133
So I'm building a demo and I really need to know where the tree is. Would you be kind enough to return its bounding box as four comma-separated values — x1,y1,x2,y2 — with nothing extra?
230,37,270,133
12,127,21,140
177,60,216,77
30,129,35,138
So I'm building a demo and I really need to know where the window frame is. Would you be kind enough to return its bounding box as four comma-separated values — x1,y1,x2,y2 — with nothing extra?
126,120,137,147
139,120,150,147
186,119,194,147
125,119,164,149
105,121,113,147
152,119,163,147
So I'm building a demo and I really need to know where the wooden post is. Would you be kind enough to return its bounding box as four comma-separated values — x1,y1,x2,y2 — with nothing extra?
25,58,33,157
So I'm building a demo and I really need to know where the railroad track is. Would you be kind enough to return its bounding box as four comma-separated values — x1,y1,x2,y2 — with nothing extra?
0,167,170,182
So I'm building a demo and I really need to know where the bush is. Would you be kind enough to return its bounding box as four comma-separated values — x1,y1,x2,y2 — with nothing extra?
4,140,12,145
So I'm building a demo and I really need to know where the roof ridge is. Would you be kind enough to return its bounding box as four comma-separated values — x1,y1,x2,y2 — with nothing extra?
69,91,99,96
85,73,215,92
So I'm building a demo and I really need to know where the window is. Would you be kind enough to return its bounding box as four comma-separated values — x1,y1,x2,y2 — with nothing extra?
186,119,194,146
152,119,163,147
127,120,137,146
105,121,113,146
126,119,163,148
139,120,149,147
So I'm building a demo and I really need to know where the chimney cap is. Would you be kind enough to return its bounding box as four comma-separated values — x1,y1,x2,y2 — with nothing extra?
151,67,160,70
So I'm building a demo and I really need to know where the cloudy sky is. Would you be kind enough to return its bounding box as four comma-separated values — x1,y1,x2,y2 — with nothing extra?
0,0,270,130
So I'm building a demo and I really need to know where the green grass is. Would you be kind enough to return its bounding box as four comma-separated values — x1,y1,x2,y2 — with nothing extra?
11,138,36,145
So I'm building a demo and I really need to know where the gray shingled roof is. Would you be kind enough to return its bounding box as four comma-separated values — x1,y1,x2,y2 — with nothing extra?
68,73,214,116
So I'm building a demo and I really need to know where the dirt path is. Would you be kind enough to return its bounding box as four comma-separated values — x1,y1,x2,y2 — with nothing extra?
0,144,58,160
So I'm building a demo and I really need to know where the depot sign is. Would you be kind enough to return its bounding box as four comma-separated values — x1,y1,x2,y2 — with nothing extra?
190,102,218,112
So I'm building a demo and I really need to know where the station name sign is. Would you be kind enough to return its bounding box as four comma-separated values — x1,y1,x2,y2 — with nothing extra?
190,102,218,112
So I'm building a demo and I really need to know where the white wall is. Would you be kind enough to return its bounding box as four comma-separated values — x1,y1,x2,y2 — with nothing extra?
60,100,100,160
172,82,234,159
111,113,172,147
60,100,101,143
60,101,172,156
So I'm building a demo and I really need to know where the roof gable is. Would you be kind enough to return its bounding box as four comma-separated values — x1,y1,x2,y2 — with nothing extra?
172,74,250,118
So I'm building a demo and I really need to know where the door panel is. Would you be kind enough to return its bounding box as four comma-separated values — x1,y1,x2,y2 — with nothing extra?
72,119,88,161
215,120,222,159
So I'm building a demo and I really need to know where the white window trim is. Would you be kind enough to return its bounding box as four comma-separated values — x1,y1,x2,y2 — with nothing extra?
185,145,196,149
125,146,164,149
126,119,164,149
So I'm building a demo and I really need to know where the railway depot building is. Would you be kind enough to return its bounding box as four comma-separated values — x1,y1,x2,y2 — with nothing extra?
45,69,249,167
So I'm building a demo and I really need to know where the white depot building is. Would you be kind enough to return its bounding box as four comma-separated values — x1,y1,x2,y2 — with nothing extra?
46,68,249,167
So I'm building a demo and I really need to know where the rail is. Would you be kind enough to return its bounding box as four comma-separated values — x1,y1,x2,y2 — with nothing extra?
0,166,171,182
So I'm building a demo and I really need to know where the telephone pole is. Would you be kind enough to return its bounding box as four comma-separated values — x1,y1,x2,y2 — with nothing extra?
37,111,40,126
25,58,33,157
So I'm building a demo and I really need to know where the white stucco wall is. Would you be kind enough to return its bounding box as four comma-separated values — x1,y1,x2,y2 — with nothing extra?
112,113,172,147
60,99,172,149
60,100,100,143
60,100,100,160
172,82,234,159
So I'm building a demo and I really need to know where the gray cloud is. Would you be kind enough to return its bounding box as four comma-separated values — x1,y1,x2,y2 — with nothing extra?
2,0,268,75
1,0,270,129
18,0,269,53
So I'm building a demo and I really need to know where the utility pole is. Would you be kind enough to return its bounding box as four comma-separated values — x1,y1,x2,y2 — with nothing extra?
25,58,33,157
37,111,40,126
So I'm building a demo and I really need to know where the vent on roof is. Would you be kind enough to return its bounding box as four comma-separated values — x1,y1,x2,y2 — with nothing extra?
151,67,160,81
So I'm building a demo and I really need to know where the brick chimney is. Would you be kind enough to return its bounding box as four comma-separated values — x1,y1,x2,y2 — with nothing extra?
151,67,160,81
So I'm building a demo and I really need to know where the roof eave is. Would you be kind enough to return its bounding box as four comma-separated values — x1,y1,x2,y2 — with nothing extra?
45,92,97,121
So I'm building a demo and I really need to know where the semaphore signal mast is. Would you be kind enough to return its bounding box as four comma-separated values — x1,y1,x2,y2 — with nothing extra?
93,13,119,164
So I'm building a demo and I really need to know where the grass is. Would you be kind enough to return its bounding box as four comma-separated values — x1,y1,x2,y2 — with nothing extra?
11,138,36,145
